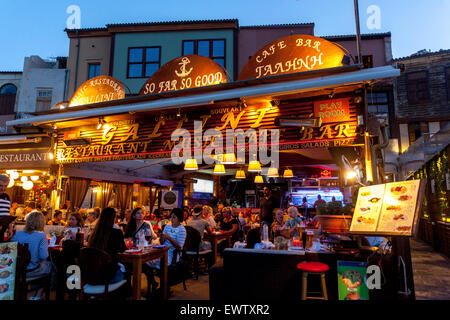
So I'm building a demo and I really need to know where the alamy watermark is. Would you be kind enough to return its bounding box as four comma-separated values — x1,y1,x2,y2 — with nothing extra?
366,4,381,30
66,5,81,29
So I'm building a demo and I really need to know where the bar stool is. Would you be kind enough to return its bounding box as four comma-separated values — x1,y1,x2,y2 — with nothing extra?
296,261,329,300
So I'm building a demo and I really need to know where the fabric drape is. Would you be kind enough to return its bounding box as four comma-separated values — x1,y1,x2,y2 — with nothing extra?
115,183,132,214
137,186,150,207
67,177,91,211
96,181,114,210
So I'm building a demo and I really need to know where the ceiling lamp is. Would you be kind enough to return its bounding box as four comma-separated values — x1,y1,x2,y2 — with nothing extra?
184,158,198,170
11,171,19,180
218,153,236,164
20,176,28,182
235,169,246,179
23,180,33,190
30,176,39,181
267,167,279,178
213,164,226,175
254,175,264,183
283,168,294,178
248,160,261,172
7,179,14,188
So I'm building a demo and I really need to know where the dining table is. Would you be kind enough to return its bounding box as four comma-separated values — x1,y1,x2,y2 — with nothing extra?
204,231,232,265
118,246,169,300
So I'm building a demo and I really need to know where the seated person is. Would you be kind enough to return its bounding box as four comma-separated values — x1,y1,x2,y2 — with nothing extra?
245,228,263,249
217,207,239,253
124,207,157,245
12,210,53,300
282,206,303,238
87,207,127,284
62,213,83,241
186,205,212,250
84,209,98,239
48,210,65,226
271,208,286,236
157,210,171,230
202,205,216,230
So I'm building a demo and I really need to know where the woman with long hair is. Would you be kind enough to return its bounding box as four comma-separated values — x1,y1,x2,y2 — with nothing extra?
88,207,126,284
62,212,83,241
124,207,156,245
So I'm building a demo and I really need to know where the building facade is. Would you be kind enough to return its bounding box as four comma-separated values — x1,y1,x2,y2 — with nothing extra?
0,71,22,131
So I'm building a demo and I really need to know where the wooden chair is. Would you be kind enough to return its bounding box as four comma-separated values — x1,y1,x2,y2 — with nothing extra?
78,247,127,300
184,226,213,279
14,243,52,300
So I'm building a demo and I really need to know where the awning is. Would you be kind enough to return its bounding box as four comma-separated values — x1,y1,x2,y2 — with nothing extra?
6,65,400,127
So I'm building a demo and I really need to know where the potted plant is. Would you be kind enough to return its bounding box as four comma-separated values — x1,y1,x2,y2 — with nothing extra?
316,201,354,233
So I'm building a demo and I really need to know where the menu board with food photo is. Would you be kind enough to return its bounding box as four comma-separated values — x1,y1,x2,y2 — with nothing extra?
377,180,422,235
349,179,424,236
0,242,17,300
337,260,369,300
350,184,385,232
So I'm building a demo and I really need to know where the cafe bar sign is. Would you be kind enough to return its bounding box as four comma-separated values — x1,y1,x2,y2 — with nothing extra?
0,149,53,169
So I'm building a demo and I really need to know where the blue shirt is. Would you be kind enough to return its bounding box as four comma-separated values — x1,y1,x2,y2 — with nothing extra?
12,230,48,270
284,217,303,237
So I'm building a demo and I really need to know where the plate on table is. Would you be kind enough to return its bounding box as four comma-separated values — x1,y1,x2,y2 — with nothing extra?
124,248,143,254
152,245,167,249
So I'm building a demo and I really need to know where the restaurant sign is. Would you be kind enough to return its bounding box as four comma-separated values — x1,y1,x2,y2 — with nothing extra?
68,75,125,107
56,97,360,164
139,55,227,95
0,148,53,169
238,34,349,80
314,98,351,123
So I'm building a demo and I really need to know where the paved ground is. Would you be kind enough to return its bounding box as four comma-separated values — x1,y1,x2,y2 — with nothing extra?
410,238,450,300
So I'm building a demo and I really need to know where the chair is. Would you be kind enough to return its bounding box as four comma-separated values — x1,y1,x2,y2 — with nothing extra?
60,240,82,300
296,261,329,300
78,247,127,300
184,226,213,279
14,243,52,300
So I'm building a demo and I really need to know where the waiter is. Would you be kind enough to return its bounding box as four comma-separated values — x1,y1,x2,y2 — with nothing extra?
259,186,279,230
0,175,12,242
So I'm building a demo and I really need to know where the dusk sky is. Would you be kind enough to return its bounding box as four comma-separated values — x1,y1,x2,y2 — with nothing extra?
1,0,449,70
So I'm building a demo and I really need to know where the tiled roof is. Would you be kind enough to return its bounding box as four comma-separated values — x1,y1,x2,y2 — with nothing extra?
240,22,314,28
321,32,391,40
106,19,238,27
393,48,450,62
65,27,108,32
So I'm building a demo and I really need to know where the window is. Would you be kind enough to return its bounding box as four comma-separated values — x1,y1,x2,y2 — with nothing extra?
408,121,429,145
182,39,226,68
367,92,390,135
127,47,161,78
355,55,373,69
407,71,430,104
36,89,52,112
0,83,17,115
88,63,100,80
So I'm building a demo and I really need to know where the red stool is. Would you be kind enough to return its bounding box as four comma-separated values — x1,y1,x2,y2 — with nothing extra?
296,261,329,300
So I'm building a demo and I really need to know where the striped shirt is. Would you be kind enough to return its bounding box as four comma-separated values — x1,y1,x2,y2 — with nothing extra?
162,224,187,266
0,193,11,216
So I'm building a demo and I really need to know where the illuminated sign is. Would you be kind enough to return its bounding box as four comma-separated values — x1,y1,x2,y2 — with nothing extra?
139,55,227,95
56,96,360,164
238,34,348,80
69,76,125,107
314,98,351,123
321,169,332,178
0,148,53,168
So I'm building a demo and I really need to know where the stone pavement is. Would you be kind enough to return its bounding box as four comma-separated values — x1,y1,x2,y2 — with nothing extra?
410,238,450,300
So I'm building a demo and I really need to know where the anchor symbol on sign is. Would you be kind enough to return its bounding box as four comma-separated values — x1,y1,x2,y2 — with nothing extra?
175,57,193,77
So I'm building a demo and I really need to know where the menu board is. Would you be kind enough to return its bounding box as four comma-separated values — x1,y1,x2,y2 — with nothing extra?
0,242,17,300
349,180,424,236
337,261,369,300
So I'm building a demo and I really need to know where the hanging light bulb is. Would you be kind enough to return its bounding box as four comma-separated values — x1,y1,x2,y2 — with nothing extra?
184,158,198,170
7,179,14,188
283,168,294,178
213,164,226,174
254,175,264,183
23,180,33,190
21,176,28,183
267,167,279,178
30,176,39,181
235,169,246,179
11,171,19,180
248,160,261,172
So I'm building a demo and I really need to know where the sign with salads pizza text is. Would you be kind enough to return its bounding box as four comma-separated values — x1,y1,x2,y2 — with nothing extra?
349,180,425,236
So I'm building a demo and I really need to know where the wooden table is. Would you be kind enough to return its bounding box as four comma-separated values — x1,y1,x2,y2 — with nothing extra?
119,246,169,300
205,232,232,264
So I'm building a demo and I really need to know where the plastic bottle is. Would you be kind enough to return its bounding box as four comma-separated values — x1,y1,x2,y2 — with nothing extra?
262,224,269,242
138,230,145,250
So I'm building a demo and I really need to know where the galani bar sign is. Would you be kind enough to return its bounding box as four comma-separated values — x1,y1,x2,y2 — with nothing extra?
69,75,125,107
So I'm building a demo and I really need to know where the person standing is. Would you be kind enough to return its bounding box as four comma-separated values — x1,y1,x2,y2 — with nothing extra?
259,186,279,230
0,175,12,242
313,195,326,209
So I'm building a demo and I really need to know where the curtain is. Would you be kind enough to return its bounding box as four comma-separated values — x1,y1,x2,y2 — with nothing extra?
115,183,132,214
138,186,150,207
67,177,91,211
96,181,114,210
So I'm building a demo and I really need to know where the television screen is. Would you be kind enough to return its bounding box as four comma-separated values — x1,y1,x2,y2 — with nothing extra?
193,179,214,194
